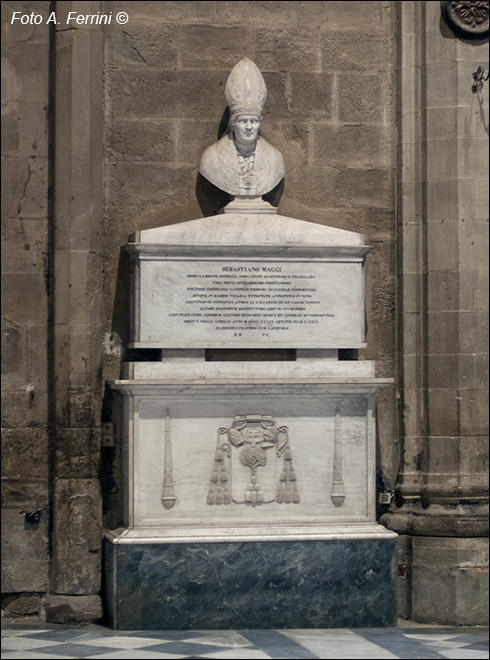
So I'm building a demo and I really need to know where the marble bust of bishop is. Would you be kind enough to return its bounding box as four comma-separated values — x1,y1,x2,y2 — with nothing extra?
199,58,285,198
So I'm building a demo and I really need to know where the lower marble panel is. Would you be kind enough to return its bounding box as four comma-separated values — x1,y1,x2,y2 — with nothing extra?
103,537,397,630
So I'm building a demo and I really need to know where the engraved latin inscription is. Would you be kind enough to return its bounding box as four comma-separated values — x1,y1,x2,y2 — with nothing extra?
166,262,338,341
140,258,364,348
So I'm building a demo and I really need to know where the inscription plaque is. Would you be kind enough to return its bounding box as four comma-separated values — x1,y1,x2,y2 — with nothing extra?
133,258,365,349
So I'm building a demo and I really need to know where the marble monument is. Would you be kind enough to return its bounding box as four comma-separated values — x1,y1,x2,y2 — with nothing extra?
104,58,397,630
199,58,284,196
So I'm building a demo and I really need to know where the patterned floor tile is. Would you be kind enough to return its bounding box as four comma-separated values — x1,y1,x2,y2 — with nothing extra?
129,641,231,655
73,637,179,649
197,650,272,659
2,622,489,660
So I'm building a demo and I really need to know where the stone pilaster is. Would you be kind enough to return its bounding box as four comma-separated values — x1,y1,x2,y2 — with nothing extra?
48,0,105,623
381,0,489,625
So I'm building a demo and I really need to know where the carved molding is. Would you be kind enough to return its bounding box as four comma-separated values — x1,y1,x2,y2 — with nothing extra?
441,1,489,39
207,415,300,507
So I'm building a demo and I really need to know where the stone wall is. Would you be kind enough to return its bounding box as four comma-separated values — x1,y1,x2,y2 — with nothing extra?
381,1,489,625
1,0,487,626
102,0,398,492
1,0,51,618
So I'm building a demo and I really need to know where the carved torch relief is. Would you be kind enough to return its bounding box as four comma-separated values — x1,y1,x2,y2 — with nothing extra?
207,415,300,506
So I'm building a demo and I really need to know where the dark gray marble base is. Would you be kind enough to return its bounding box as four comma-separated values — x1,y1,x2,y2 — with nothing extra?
103,537,397,629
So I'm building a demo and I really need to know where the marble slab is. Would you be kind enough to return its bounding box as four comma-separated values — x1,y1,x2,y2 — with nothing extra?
120,359,377,381
109,363,393,541
103,537,398,629
126,206,369,350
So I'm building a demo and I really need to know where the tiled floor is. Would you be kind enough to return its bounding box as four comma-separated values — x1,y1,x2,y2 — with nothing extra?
1,620,488,659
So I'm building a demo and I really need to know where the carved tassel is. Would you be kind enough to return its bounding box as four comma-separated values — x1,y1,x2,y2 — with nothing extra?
331,407,345,507
207,428,231,505
161,407,176,509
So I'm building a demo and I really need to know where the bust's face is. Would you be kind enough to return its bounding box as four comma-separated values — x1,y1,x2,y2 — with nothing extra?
232,114,260,148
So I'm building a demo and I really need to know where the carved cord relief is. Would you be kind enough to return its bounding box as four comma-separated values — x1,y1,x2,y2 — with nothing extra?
161,408,176,509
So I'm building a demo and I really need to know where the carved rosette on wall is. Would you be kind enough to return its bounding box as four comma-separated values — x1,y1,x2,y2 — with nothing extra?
207,415,300,507
441,1,489,39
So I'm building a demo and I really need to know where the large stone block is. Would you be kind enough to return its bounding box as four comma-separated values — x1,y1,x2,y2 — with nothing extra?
1,507,49,592
459,219,490,272
1,427,49,479
260,72,289,120
106,119,177,163
106,23,177,69
104,538,397,629
2,42,49,103
427,311,459,354
1,323,28,389
333,168,392,208
107,70,226,119
1,105,20,153
55,389,101,430
459,436,490,479
52,250,102,326
312,123,390,167
289,73,333,119
337,74,388,124
475,269,489,311
295,1,389,31
457,179,489,223
52,323,102,397
427,437,461,482
262,121,309,177
426,218,459,271
282,164,336,207
427,354,462,389
365,209,395,242
176,119,220,167
411,537,489,625
217,1,295,26
1,156,48,219
1,273,47,327
427,270,461,312
459,390,489,437
46,594,102,624
321,31,392,73
426,181,460,225
105,162,197,219
475,354,489,389
2,323,47,392
459,312,489,354
396,535,412,620
364,242,396,360
1,478,48,508
2,2,50,44
1,391,48,429
1,101,48,156
180,24,251,70
52,479,102,595
1,593,42,617
427,389,459,437
55,428,101,480
426,139,458,181
115,1,217,23
277,197,368,234
254,28,319,72
1,217,48,275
